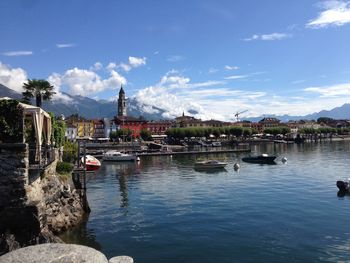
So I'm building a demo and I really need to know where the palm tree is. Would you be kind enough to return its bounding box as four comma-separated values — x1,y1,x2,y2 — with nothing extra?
22,79,55,107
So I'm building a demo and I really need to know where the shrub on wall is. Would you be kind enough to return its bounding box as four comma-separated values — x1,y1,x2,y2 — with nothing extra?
56,161,74,174
0,100,23,143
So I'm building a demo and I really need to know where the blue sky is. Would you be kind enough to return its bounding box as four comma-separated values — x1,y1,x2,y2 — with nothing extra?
1,0,350,120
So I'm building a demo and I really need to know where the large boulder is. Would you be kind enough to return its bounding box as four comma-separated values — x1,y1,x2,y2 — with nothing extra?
0,243,108,263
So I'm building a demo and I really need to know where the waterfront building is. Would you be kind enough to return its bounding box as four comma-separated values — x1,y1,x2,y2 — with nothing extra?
175,112,230,128
65,124,77,141
286,121,300,135
76,120,94,138
93,119,105,138
259,117,281,128
175,112,198,127
114,116,148,138
147,120,174,135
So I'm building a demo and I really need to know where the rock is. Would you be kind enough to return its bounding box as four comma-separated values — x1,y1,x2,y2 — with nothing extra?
46,208,53,216
0,243,108,263
109,256,134,263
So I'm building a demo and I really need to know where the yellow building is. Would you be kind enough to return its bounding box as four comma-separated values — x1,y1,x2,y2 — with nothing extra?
76,121,94,138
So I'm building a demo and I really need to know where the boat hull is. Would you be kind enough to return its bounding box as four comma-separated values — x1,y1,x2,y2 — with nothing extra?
242,156,276,164
194,160,227,169
337,180,349,192
102,150,137,162
103,156,136,161
86,164,101,171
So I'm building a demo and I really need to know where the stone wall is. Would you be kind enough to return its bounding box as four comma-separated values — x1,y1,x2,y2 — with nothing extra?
0,143,29,209
0,143,86,256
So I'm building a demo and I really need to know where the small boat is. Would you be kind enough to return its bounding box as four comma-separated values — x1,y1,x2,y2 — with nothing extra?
103,150,137,161
194,160,227,169
211,141,222,147
337,179,350,192
81,155,101,171
242,153,276,164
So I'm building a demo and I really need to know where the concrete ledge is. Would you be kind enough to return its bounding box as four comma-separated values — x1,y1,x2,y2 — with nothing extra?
0,243,108,263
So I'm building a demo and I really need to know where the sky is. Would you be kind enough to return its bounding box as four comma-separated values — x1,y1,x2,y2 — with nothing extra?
1,0,350,121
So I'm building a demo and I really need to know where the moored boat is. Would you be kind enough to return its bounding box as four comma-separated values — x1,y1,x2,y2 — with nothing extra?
211,141,222,147
337,180,350,192
103,150,137,161
194,160,227,169
81,155,101,171
242,154,276,164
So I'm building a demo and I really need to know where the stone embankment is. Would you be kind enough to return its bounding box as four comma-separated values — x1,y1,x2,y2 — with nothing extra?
28,174,85,235
0,143,86,255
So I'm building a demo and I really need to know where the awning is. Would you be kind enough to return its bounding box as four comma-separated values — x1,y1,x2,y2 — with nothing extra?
19,102,52,147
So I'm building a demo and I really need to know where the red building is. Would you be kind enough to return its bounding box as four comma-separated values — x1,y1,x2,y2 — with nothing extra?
114,116,148,138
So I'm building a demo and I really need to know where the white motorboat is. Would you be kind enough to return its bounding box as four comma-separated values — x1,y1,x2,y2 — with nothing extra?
194,160,227,169
102,150,137,161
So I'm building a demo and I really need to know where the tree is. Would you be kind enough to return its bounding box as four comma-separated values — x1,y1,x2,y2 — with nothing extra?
22,79,55,107
140,129,153,141
49,112,66,147
317,117,333,124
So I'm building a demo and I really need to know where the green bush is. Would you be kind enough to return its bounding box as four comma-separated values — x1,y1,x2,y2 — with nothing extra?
56,161,74,174
0,100,24,143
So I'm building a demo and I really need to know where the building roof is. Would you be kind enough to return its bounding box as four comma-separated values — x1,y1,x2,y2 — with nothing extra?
119,86,125,95
259,117,281,123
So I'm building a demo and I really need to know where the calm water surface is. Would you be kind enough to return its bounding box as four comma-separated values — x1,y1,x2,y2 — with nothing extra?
61,141,350,262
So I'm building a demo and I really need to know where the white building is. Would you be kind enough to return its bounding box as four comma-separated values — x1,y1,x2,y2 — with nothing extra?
65,124,77,141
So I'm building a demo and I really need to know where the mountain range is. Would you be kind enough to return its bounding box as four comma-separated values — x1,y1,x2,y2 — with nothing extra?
0,84,166,120
1,83,350,121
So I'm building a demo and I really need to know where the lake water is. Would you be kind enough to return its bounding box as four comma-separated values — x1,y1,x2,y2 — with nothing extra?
61,141,350,262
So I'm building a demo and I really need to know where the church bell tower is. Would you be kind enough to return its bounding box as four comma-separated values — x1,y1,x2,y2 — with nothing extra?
117,86,127,117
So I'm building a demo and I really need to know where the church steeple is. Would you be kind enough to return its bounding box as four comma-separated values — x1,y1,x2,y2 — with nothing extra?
117,85,127,117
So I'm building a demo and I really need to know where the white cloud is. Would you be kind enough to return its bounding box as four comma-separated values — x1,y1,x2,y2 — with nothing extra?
243,33,291,41
2,51,33,56
304,82,350,97
106,62,117,71
307,0,350,28
118,63,131,72
114,56,147,72
128,56,146,68
133,71,350,120
0,62,28,92
48,66,127,97
225,65,239,70
47,73,73,103
167,55,186,62
90,62,103,71
224,75,248,80
56,43,76,48
133,72,227,120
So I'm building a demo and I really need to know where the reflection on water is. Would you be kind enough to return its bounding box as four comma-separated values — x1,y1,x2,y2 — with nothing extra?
62,141,350,262
60,215,102,251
